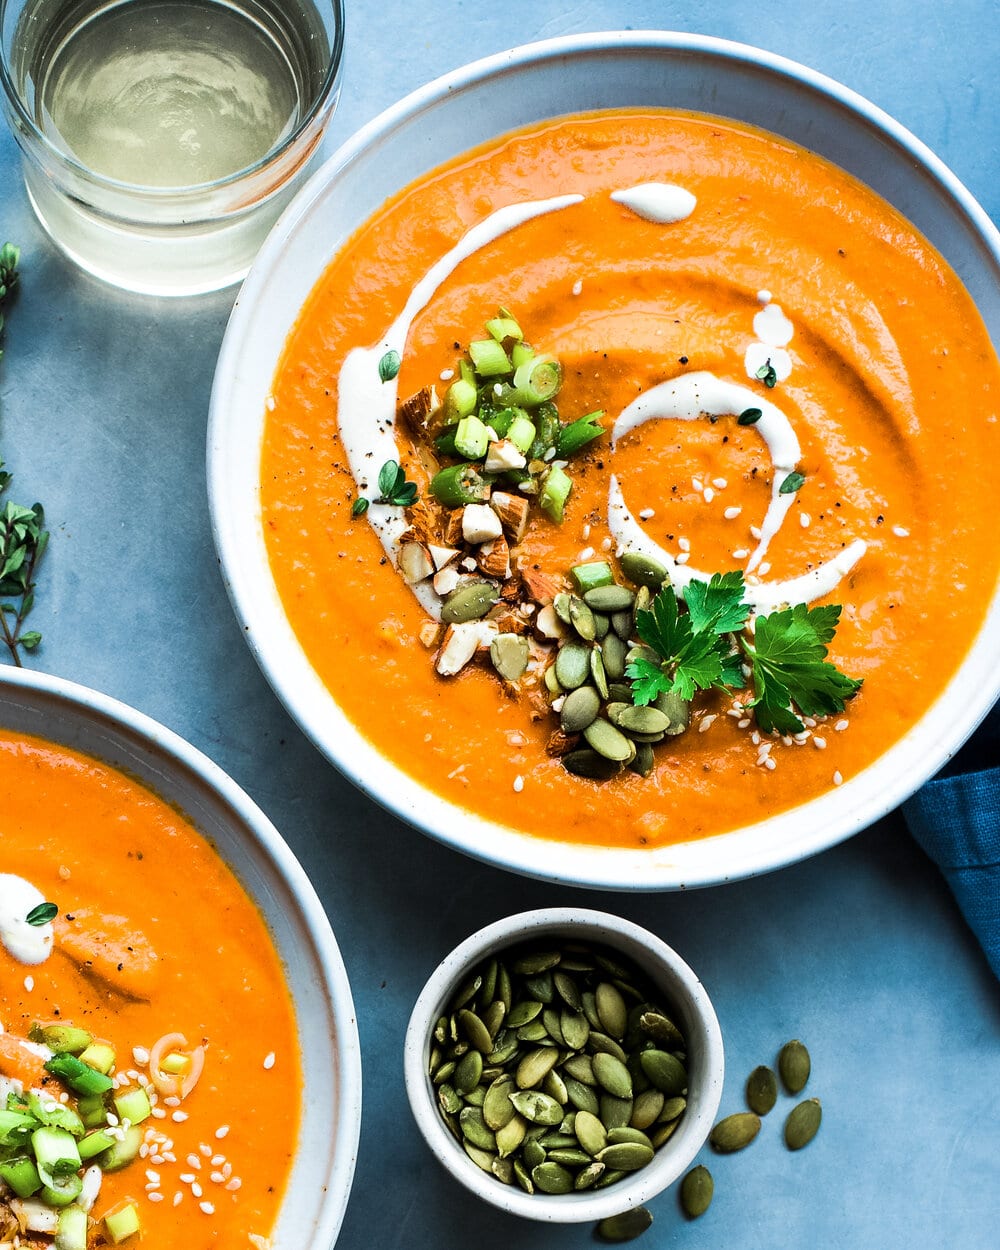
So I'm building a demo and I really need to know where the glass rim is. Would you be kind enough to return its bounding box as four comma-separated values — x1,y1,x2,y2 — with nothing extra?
0,0,346,198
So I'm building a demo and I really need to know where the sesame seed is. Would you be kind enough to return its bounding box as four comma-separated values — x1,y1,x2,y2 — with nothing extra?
106,1114,119,1127
713,477,728,489
601,536,613,551
676,552,690,565
145,1170,160,1184
191,1182,203,1198
225,1177,242,1192
834,719,849,732
199,1143,213,1157
148,1192,165,1204
813,736,827,749
150,1153,165,1165
265,395,275,411
678,536,690,552
163,1152,176,1163
638,508,655,520
210,1171,225,1184
512,775,524,793
439,368,454,381
833,770,844,786
892,525,910,538
581,523,591,540
171,1111,188,1123
758,562,771,576
58,865,71,880
750,730,761,746
163,1096,181,1108
173,1192,183,1207
578,546,595,561
698,714,717,733
737,718,751,729
572,279,583,296
186,1155,201,1170
750,525,762,539
800,512,811,528
723,506,742,520
200,1201,215,1216
23,976,33,992
139,1144,150,1159
704,487,715,502
692,477,703,492
727,708,743,718
764,757,777,771
179,1174,196,1184
221,1162,232,1180
152,1107,167,1119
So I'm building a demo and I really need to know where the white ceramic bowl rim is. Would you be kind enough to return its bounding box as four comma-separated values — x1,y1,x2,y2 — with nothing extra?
209,30,1000,891
0,663,362,1249
403,908,724,1222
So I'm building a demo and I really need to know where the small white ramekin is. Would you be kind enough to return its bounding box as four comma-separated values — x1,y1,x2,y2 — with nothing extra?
404,908,723,1222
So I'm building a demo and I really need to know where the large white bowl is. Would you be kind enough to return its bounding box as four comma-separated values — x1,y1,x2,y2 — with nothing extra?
0,666,362,1248
208,31,1000,890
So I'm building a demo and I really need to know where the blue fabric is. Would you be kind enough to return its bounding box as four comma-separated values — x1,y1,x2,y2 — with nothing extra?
902,704,1000,979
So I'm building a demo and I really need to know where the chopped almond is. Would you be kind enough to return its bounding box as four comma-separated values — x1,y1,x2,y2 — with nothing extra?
443,510,465,547
397,384,440,434
428,544,460,571
490,491,530,545
534,604,567,641
462,503,503,545
521,566,563,604
419,620,444,648
477,534,511,579
546,728,581,757
398,541,434,584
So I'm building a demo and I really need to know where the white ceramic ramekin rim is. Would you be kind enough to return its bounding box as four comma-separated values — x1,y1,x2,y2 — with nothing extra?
403,908,724,1222
0,664,362,1248
208,30,1000,890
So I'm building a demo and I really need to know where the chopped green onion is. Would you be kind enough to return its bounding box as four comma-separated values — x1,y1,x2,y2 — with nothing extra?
55,1205,88,1250
485,315,522,344
510,340,535,370
44,1053,114,1097
454,414,490,460
512,355,562,405
32,1125,81,1184
77,1042,115,1075
539,465,573,523
528,403,561,461
557,410,605,458
0,1155,41,1198
506,415,537,455
571,562,614,593
469,338,512,378
104,1202,141,1245
30,1024,92,1055
444,377,478,420
112,1086,151,1126
78,1127,118,1160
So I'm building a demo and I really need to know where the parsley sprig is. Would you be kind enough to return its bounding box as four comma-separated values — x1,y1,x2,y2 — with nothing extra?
626,572,862,734
0,243,47,667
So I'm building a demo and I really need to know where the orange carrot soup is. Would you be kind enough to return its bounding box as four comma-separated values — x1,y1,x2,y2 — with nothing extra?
260,109,1000,849
0,730,301,1248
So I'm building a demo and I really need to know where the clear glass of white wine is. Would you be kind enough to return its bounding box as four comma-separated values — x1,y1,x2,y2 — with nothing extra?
0,0,345,295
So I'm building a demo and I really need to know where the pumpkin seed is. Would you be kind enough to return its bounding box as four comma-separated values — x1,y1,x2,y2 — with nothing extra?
593,1051,633,1099
595,981,628,1040
778,1039,811,1094
589,1031,628,1063
569,596,597,641
639,1011,684,1048
574,1160,606,1190
617,705,670,735
460,1106,497,1152
512,1158,534,1193
648,1118,681,1149
555,642,592,690
600,632,628,679
584,584,636,612
506,1000,543,1028
547,1147,592,1167
625,643,660,667
522,970,554,1001
592,611,611,640
531,1161,573,1194
563,748,623,780
599,1093,634,1131
630,1089,664,1130
595,1207,653,1242
562,1052,595,1084
482,999,505,1039
512,950,561,975
438,1083,462,1115
594,1168,627,1190
620,550,668,590
454,1049,483,1094
709,1111,761,1153
596,1141,655,1171
541,1006,565,1045
522,1136,546,1170
544,663,563,694
495,1113,528,1157
463,1141,496,1172
553,592,574,625
441,580,498,623
458,1008,493,1054
560,685,601,733
607,1127,652,1149
607,681,633,702
491,1156,514,1185
488,1029,520,1065
590,646,610,699
633,585,652,619
552,969,582,1010
490,632,529,682
784,1098,821,1150
509,1089,564,1125
660,1096,686,1122
680,1164,714,1218
564,1076,600,1116
639,1049,687,1096
629,743,656,777
573,1109,608,1157
432,1059,456,1086
654,690,690,735
746,1065,778,1115
516,1047,560,1090
610,609,633,640
560,1009,590,1051
584,718,635,763
543,1067,568,1106
452,973,482,1009
483,1075,517,1130
464,1083,487,1108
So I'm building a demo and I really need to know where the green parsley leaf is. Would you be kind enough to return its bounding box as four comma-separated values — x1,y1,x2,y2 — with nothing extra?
26,901,57,926
624,655,672,707
745,602,863,734
633,583,734,701
779,470,806,495
684,571,750,634
378,349,401,383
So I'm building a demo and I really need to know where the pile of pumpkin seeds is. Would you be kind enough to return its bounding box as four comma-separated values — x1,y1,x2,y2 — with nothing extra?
546,553,690,780
428,939,691,1197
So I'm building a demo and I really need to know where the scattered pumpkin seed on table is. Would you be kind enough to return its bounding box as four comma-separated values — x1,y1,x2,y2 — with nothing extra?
426,938,690,1196
595,1206,654,1242
784,1097,822,1150
778,1039,811,1094
679,1163,714,1218
709,1111,761,1153
745,1064,778,1115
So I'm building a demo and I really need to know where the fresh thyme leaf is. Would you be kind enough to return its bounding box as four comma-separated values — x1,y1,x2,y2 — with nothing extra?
373,459,419,508
378,349,401,383
351,496,370,517
737,407,763,426
745,602,863,734
755,360,778,388
26,901,57,926
779,470,806,495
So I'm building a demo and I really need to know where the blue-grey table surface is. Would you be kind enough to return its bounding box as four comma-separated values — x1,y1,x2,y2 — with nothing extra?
1,2,998,1247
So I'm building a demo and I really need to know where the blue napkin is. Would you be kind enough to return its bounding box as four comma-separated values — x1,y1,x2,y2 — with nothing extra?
902,703,1000,980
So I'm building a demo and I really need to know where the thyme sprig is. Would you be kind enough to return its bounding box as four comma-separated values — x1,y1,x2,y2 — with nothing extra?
0,243,47,666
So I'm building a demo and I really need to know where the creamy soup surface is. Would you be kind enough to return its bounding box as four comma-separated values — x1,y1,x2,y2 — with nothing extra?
0,731,300,1247
261,109,1000,849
